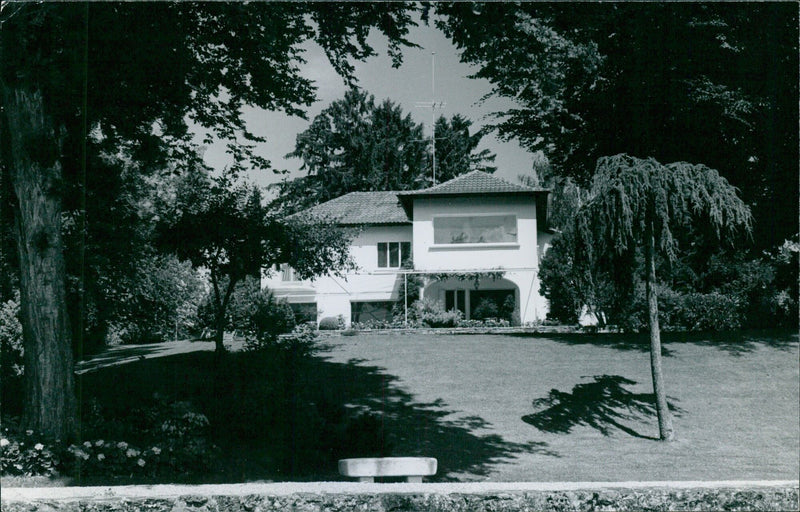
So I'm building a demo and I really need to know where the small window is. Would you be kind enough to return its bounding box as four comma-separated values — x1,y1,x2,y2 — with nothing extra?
434,215,517,244
377,241,411,268
378,243,388,268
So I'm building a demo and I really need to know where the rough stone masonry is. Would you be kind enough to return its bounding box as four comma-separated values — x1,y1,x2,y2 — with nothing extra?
2,481,798,511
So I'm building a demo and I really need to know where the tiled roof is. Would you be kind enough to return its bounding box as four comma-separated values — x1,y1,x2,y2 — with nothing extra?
398,170,546,197
290,191,410,225
289,171,549,226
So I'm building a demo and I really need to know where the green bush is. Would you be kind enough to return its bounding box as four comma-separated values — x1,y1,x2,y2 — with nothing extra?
109,254,205,344
626,284,742,332
244,290,296,349
681,292,742,331
539,231,583,324
472,297,499,320
197,276,260,335
411,299,463,328
199,278,296,346
318,316,343,330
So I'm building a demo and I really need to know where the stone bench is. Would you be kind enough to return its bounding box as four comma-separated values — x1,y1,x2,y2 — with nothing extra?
338,457,437,483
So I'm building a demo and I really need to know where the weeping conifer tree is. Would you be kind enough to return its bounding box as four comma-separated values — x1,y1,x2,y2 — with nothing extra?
575,154,752,441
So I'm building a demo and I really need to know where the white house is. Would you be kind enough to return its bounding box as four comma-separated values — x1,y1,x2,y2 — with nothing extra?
262,170,553,326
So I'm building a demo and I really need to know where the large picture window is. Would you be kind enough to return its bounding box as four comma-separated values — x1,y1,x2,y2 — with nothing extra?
377,241,411,268
433,215,517,244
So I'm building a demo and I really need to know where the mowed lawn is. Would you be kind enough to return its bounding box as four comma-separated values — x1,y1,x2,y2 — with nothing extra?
321,331,799,482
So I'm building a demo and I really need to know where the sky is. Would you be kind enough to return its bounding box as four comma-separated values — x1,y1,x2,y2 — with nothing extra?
197,18,537,190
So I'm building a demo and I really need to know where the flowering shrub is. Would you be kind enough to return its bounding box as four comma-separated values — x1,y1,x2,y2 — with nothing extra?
411,299,463,328
456,318,511,328
2,396,218,479
61,439,163,478
351,318,419,330
0,426,59,477
0,292,24,413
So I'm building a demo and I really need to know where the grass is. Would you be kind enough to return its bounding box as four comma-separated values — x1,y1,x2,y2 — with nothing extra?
5,330,797,485
320,330,799,482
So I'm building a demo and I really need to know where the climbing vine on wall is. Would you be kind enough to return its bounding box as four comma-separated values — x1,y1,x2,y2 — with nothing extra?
419,269,506,289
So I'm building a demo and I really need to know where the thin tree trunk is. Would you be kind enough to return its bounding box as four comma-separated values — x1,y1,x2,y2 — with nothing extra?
5,87,77,440
213,311,226,354
210,273,237,355
645,220,674,441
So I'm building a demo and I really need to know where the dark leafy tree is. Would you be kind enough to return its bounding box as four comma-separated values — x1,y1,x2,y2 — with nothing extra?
158,170,354,353
434,2,797,250
275,89,426,213
61,154,163,354
433,114,496,180
1,2,417,439
273,90,495,213
574,154,752,440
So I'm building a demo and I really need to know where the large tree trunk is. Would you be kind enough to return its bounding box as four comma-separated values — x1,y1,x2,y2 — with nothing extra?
4,87,77,440
645,220,674,441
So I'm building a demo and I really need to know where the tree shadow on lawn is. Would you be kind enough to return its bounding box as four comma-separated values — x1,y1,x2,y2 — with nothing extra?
509,332,675,356
665,329,799,357
78,349,557,483
75,344,184,373
511,329,798,357
522,375,684,441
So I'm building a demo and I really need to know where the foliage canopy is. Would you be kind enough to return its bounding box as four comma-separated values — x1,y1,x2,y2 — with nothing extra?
434,2,797,249
273,89,496,213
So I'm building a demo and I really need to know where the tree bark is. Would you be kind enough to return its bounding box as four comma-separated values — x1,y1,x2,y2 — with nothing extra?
4,87,77,440
645,219,674,441
210,272,236,354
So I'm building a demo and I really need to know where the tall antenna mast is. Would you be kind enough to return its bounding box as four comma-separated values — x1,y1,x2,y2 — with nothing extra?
416,52,445,185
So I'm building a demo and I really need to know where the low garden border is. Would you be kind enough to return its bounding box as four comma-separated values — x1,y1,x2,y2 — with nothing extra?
319,325,585,337
3,480,797,511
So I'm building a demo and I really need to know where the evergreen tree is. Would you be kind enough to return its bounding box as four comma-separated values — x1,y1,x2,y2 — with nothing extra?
574,154,752,440
273,91,496,213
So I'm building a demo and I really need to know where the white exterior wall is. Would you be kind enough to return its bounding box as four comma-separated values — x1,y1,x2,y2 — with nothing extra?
411,196,538,271
263,194,551,327
411,196,548,324
263,224,412,326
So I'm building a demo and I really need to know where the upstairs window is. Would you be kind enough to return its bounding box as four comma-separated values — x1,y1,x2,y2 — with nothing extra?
377,241,411,268
279,263,295,282
433,215,517,244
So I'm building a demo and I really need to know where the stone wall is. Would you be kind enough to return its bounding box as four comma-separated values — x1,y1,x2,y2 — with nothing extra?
3,483,798,511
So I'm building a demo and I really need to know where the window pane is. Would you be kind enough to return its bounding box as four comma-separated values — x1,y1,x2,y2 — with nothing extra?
445,290,455,311
351,301,394,323
434,215,517,244
378,242,388,267
400,242,411,264
389,242,400,267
